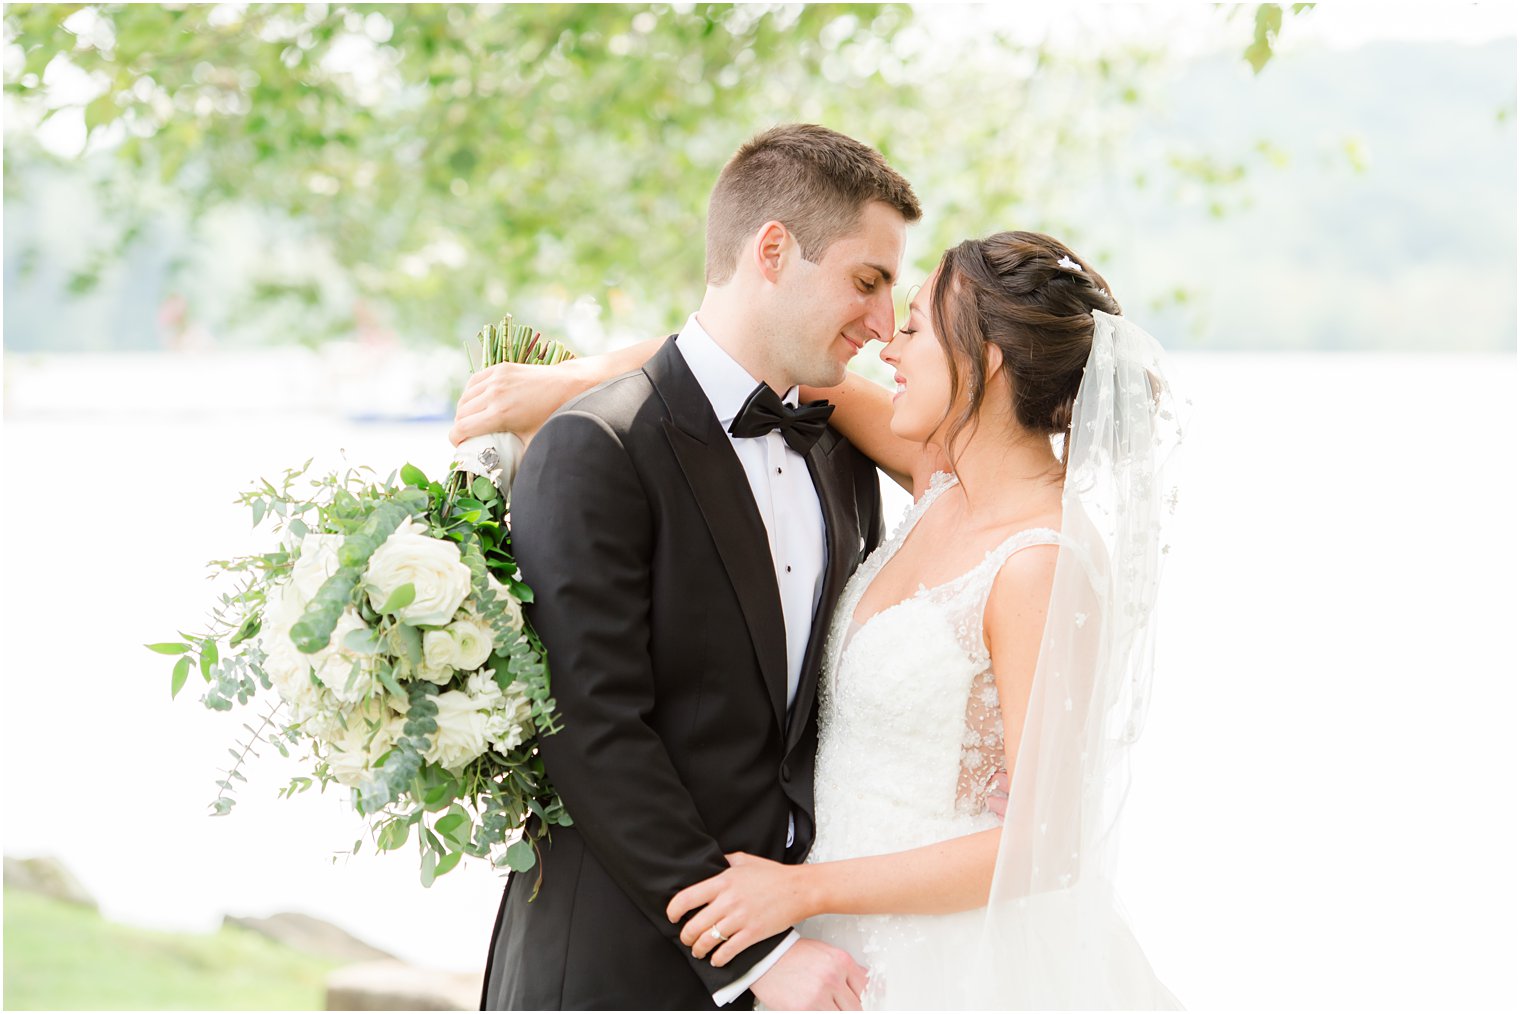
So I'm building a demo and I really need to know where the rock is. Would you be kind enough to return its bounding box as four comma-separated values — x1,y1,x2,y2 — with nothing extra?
324,960,482,1011
3,855,96,909
223,911,397,964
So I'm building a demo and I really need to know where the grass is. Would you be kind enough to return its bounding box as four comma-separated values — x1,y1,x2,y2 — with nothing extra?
3,888,341,1010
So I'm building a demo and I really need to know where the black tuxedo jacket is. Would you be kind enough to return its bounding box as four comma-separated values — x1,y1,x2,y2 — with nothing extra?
481,336,885,1010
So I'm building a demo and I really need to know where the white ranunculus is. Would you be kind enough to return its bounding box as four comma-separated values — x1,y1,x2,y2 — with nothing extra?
423,690,489,771
311,608,376,704
448,617,494,671
290,534,345,603
363,520,472,627
486,684,534,755
423,630,456,670
416,660,455,686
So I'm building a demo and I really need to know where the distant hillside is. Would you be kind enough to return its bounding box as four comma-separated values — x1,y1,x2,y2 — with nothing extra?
1114,39,1517,350
3,888,338,1010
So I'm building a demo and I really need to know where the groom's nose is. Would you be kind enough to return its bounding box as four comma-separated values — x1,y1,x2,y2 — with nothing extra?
862,288,896,343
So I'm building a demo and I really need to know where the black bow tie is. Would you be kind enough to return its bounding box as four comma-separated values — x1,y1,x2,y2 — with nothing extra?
728,382,835,455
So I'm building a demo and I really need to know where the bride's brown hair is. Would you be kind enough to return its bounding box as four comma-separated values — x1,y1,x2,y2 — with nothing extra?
929,230,1122,468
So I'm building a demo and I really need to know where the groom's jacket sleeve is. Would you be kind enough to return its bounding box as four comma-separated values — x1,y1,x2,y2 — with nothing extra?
510,407,788,993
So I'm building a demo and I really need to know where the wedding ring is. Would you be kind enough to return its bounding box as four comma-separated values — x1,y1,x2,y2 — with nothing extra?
708,926,729,942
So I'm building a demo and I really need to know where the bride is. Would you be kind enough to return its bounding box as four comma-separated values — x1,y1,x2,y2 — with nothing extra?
454,231,1183,1009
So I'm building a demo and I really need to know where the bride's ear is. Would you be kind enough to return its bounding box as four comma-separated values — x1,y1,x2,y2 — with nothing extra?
984,343,1005,380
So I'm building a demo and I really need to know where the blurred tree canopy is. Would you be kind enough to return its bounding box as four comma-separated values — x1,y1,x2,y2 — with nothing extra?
3,3,1298,347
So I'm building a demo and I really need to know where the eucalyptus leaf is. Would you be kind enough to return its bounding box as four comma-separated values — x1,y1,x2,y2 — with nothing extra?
433,850,464,879
377,820,410,851
379,583,416,615
504,839,536,872
171,656,191,698
147,642,190,655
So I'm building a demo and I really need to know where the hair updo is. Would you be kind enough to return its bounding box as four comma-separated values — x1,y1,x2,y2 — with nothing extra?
928,230,1121,467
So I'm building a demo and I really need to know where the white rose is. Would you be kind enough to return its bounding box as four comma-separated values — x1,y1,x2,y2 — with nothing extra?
303,709,346,745
311,608,375,704
362,520,473,627
327,707,404,788
447,617,494,671
290,534,344,603
422,690,490,771
423,630,456,670
486,684,534,755
260,583,323,719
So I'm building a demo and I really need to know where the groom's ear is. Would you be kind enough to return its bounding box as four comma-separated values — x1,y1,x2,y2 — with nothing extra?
753,220,790,283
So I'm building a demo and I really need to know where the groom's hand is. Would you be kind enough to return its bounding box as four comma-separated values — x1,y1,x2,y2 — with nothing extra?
750,938,867,1011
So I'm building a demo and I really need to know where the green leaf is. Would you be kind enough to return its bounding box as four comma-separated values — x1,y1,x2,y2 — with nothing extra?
375,664,405,699
84,94,115,133
433,849,464,878
392,623,422,668
422,779,455,811
504,839,536,872
146,642,190,655
472,476,497,501
400,463,429,488
419,847,438,888
379,582,416,615
229,614,262,648
199,640,219,681
434,812,467,838
343,626,381,654
377,820,410,851
170,656,191,698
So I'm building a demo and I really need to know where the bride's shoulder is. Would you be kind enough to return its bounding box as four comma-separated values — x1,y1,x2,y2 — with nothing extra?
981,541,1062,659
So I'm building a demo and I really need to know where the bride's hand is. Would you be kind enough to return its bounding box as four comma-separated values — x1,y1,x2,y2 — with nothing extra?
666,852,815,967
448,360,584,446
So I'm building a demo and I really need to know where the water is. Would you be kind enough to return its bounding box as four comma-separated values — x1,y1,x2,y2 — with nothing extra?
2,351,1515,1008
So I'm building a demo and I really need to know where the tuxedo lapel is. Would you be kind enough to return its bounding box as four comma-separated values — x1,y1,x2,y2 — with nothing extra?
646,339,790,732
788,428,860,754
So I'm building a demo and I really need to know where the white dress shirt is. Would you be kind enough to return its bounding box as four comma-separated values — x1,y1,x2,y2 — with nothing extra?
674,313,825,1005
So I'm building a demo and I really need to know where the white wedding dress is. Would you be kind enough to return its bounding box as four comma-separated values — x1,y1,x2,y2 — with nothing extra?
802,470,1063,1009
799,310,1184,1010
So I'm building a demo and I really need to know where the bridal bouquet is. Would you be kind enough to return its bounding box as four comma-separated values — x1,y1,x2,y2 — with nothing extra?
152,315,576,886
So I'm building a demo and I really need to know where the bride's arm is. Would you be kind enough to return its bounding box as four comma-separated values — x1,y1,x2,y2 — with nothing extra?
451,336,945,491
800,373,946,495
449,337,665,445
666,545,1058,967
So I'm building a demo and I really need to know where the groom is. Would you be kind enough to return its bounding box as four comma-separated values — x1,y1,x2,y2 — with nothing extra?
480,124,921,1010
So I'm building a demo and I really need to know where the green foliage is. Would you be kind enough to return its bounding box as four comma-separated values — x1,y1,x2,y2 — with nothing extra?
1243,3,1315,74
3,888,339,1011
3,3,915,341
3,4,1296,347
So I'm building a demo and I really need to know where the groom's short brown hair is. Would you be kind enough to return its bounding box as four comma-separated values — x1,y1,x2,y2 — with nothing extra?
705,124,921,285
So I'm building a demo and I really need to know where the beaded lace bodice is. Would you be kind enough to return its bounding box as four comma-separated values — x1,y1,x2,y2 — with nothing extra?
808,471,1063,865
